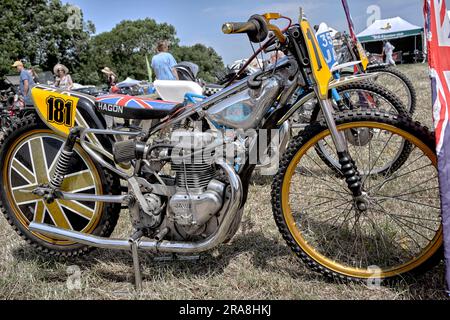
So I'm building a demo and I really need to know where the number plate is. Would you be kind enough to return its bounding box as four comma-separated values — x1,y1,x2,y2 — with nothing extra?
317,31,337,69
31,87,79,136
300,20,333,100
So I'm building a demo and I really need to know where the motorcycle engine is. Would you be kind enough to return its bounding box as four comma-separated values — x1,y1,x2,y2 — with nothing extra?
167,130,226,237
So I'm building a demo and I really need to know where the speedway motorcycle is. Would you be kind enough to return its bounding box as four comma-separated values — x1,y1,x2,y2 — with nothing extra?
0,11,442,287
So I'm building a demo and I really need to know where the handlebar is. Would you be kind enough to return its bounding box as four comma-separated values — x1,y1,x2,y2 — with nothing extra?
222,13,288,44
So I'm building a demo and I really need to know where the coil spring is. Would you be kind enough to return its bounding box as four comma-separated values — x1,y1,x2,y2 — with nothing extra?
49,150,73,189
339,153,362,197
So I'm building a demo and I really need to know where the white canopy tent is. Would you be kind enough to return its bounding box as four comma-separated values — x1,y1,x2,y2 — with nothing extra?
357,17,423,43
357,17,424,63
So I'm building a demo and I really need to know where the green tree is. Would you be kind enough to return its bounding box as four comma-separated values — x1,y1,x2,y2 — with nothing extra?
172,44,224,83
79,18,178,85
0,1,225,86
80,19,224,85
0,0,94,80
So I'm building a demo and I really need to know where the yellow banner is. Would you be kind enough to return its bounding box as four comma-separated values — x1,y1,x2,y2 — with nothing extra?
356,41,369,71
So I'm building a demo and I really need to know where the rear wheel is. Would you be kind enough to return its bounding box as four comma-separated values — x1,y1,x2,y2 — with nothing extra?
367,65,416,115
0,116,121,257
340,66,416,114
272,110,442,282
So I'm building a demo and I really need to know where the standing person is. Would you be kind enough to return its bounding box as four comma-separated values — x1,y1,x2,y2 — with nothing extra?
101,67,117,89
53,63,73,90
11,61,35,105
382,40,396,66
151,40,179,81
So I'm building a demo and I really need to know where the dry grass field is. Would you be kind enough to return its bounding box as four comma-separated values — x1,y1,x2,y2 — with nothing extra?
0,63,448,300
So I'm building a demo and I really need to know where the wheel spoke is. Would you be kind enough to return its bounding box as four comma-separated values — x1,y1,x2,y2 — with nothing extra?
48,147,63,177
304,152,347,190
377,196,440,210
296,159,349,195
381,212,441,223
300,199,353,221
61,170,95,193
373,202,432,243
362,132,394,185
368,163,434,194
386,213,439,233
380,186,439,199
12,184,40,205
44,201,73,230
58,199,95,220
29,138,50,184
11,159,35,184
33,201,45,223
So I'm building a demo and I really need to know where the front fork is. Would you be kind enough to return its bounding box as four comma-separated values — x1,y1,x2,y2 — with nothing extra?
318,98,367,211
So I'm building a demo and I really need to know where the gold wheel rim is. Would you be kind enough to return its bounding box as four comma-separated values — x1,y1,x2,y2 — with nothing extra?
281,122,442,279
3,129,104,245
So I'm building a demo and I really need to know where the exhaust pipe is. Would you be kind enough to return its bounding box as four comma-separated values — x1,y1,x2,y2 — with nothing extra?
29,160,243,254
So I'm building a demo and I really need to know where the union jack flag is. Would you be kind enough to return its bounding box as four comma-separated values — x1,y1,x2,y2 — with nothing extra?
96,94,176,110
424,0,450,292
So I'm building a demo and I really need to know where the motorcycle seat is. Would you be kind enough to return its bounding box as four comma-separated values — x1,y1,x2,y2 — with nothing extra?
95,94,181,119
153,80,204,103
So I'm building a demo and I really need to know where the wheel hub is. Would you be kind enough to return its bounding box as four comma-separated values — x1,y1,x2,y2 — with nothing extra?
345,128,373,146
354,192,370,212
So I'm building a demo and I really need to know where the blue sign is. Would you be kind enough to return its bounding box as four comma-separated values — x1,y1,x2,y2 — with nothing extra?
316,31,337,69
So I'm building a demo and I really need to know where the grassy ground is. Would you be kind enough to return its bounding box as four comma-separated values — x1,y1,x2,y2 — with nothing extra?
0,63,448,300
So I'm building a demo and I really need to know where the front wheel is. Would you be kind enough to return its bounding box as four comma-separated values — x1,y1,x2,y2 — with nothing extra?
272,110,442,282
0,115,122,257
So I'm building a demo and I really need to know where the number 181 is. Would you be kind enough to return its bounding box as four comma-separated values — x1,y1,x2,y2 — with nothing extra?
47,97,73,127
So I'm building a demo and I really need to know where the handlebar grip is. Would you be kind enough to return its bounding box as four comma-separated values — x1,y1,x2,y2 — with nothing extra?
222,21,258,35
222,15,269,43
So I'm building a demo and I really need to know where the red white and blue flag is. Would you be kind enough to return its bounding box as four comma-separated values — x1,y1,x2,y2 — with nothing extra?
96,94,176,110
424,0,450,292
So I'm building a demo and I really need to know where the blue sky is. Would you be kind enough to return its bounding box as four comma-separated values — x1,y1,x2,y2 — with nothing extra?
63,0,426,64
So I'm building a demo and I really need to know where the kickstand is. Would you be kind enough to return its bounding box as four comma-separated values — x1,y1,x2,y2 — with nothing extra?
129,231,143,291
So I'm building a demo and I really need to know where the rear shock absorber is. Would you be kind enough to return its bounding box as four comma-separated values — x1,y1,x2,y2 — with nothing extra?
49,128,81,189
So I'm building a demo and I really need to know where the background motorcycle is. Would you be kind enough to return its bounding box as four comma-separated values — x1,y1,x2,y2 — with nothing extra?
335,31,417,114
0,77,35,132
